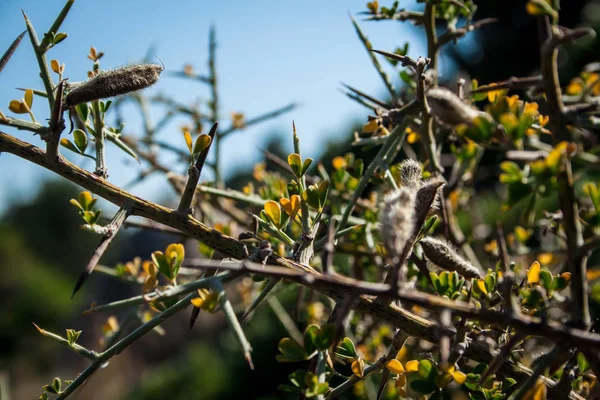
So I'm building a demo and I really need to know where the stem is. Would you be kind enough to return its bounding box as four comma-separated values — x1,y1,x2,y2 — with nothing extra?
91,97,107,177
336,118,410,232
22,11,55,110
208,25,222,187
57,292,199,399
39,0,75,52
177,123,218,213
541,23,590,328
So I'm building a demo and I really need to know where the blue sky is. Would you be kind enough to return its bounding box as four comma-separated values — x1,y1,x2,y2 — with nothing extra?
0,0,431,213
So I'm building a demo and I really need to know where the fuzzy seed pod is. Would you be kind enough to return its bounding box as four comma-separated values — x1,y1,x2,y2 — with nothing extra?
399,159,422,188
65,63,163,106
379,188,416,259
419,237,482,279
426,87,485,126
414,178,444,230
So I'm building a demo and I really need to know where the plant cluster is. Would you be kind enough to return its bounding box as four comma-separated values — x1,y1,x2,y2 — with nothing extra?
1,0,600,399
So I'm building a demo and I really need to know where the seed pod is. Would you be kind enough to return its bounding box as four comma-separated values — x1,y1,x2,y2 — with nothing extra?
399,159,422,188
379,188,416,259
65,63,163,106
426,87,485,126
419,237,482,279
414,178,444,231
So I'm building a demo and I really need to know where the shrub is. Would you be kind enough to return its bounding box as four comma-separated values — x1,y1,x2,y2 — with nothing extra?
0,1,599,399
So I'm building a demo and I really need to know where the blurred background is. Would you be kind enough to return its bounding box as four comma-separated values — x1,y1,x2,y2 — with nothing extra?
0,0,598,399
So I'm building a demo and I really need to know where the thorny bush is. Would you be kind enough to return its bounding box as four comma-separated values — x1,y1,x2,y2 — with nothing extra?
1,0,600,399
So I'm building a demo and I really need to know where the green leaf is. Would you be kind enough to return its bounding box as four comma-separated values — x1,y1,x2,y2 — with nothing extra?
53,32,68,45
315,323,335,350
304,325,319,356
410,379,438,394
276,337,308,362
66,329,81,346
288,153,303,177
539,268,553,292
301,157,313,176
193,134,212,154
76,103,89,122
317,181,329,208
39,393,49,400
418,359,434,379
264,200,282,228
577,352,590,373
151,251,172,280
42,385,57,394
104,100,112,113
289,369,307,388
60,138,80,154
73,129,88,152
336,337,358,359
51,377,61,393
78,191,94,210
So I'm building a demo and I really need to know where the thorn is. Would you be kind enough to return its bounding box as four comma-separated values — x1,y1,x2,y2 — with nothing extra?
245,351,255,370
32,322,47,335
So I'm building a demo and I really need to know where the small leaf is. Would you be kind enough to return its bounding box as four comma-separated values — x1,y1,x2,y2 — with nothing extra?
69,199,83,211
51,377,61,393
304,324,319,355
336,337,357,359
277,337,307,362
527,261,541,285
351,358,365,377
410,379,437,394
78,191,94,210
287,153,303,177
193,134,212,154
183,131,193,153
51,59,60,74
453,370,467,385
60,138,79,153
24,89,33,108
264,200,282,228
418,359,433,379
53,32,67,45
73,129,88,152
386,359,405,375
76,103,89,122
9,99,26,114
405,360,420,372
301,157,313,176
315,323,335,350
151,251,172,280
165,243,185,280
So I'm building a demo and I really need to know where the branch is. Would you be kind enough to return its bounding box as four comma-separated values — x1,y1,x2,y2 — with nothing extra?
541,22,591,327
470,75,543,94
436,18,498,48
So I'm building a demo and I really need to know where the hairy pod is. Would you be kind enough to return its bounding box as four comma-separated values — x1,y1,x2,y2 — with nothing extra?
426,87,485,126
414,178,444,231
399,159,422,188
379,188,416,259
419,237,482,279
65,63,163,106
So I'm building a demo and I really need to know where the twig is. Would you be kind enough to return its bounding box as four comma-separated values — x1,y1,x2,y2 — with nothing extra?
220,103,298,137
71,205,132,298
436,18,498,48
177,122,218,214
349,14,396,100
32,323,99,361
56,291,200,399
38,0,74,52
470,75,543,94
267,295,303,344
336,118,410,232
22,10,55,109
